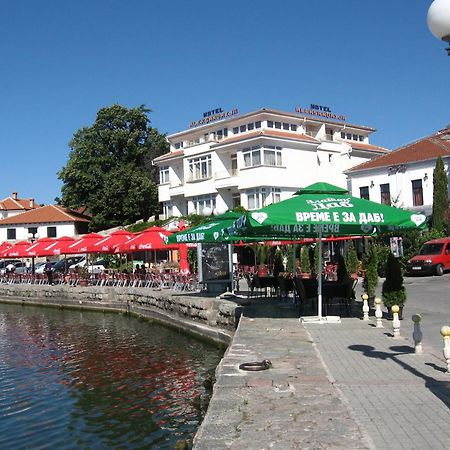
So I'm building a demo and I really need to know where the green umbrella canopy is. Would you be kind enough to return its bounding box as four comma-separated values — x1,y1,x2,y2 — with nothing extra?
166,211,245,244
230,182,427,239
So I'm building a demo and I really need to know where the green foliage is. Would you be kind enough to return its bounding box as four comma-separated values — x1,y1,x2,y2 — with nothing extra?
345,241,359,273
254,244,270,265
432,156,448,234
58,104,168,231
363,245,378,297
187,249,197,274
285,245,294,272
273,248,285,275
232,206,247,214
382,252,407,307
300,246,311,273
313,244,321,274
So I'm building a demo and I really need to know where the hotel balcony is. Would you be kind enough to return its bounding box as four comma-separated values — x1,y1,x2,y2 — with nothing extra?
169,180,185,196
214,169,239,189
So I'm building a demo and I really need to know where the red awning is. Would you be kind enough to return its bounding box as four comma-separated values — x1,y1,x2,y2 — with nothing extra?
85,230,134,253
1,241,33,258
57,233,104,255
25,236,76,257
114,227,178,253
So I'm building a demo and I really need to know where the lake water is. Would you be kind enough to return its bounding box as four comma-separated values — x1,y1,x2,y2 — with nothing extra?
0,303,224,449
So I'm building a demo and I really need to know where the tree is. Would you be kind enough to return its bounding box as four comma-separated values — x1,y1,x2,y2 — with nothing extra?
382,252,407,308
432,156,448,234
345,241,359,274
58,104,168,231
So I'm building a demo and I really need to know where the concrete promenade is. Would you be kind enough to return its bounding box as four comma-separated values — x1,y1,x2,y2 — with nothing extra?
195,310,450,449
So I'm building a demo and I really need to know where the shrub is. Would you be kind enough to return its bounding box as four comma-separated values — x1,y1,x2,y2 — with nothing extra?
345,241,359,274
382,252,407,307
363,245,378,297
300,246,311,273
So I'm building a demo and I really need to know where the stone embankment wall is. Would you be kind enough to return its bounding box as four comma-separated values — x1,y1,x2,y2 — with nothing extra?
0,284,238,345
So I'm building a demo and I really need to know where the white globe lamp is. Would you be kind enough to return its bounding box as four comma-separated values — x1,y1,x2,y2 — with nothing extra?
202,206,212,217
427,0,450,55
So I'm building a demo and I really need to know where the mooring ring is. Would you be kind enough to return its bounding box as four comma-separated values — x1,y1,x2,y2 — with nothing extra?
239,359,272,371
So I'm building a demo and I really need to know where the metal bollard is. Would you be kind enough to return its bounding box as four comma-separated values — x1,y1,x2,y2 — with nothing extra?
441,326,450,373
392,305,401,339
412,314,423,354
362,294,370,321
374,298,383,328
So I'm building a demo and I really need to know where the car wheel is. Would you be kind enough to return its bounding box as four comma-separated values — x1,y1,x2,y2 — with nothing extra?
435,264,444,276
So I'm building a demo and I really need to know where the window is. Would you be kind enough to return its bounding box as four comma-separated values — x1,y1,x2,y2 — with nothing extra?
159,166,169,184
232,193,241,209
247,122,254,131
47,227,57,238
188,155,212,181
411,179,423,206
255,121,261,128
7,229,16,240
380,183,391,205
240,124,246,132
274,122,281,129
243,146,262,167
346,133,352,139
353,134,358,141
28,227,38,236
359,135,364,141
192,195,215,215
174,142,181,149
233,127,239,134
247,188,266,210
283,122,289,130
270,188,281,204
263,146,282,166
290,124,297,131
231,154,238,176
267,120,274,128
341,132,346,139
359,186,370,200
163,201,173,218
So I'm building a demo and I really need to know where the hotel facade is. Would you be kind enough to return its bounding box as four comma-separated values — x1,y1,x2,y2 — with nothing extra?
153,107,389,218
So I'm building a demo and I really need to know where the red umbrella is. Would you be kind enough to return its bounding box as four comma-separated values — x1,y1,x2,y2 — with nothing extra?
85,230,134,254
0,242,12,255
2,241,33,258
114,227,178,253
24,237,55,257
58,233,104,255
42,236,76,256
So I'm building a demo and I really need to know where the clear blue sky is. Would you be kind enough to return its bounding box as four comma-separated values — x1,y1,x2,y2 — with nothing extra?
1,0,448,205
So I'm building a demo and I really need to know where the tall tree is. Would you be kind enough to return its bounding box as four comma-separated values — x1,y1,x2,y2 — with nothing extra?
58,104,168,231
432,156,448,234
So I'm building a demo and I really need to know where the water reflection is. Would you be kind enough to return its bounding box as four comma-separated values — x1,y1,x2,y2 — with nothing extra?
0,304,223,449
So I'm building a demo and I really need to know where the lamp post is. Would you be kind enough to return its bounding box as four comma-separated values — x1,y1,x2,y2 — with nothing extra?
427,0,450,55
27,232,39,276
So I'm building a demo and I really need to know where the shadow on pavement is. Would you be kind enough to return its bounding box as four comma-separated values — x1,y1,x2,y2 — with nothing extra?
349,344,450,410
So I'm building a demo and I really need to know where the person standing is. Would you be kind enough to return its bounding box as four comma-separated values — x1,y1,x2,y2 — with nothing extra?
44,259,54,285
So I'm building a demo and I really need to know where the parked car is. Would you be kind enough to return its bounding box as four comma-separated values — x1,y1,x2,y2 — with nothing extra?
405,237,450,276
53,256,84,273
35,261,55,274
69,256,107,274
0,259,22,275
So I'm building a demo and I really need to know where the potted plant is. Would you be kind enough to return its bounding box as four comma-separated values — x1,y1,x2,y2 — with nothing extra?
255,244,270,277
345,241,359,280
382,252,407,319
77,266,90,287
300,246,311,278
362,246,378,308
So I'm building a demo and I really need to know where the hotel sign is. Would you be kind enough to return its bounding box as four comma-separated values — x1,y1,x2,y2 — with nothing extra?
190,107,239,128
295,104,347,121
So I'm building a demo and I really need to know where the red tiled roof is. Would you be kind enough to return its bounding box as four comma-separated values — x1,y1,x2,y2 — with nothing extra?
0,196,40,211
153,149,184,162
347,127,450,173
0,205,91,225
343,140,389,153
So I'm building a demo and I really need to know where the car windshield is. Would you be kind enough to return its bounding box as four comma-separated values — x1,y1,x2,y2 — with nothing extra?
418,243,444,255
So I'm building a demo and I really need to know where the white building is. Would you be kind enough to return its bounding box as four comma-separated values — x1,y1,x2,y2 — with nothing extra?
154,107,388,218
0,204,91,242
0,192,40,219
346,125,450,215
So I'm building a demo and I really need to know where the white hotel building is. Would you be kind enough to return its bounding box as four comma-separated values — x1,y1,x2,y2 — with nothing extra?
154,107,389,218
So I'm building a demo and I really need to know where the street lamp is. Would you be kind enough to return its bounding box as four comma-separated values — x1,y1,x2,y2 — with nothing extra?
427,0,450,55
27,232,39,276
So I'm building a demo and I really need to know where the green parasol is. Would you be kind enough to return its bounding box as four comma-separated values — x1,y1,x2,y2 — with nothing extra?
229,182,428,321
166,211,244,244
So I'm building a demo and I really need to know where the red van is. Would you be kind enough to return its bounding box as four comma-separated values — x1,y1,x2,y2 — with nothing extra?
406,237,450,276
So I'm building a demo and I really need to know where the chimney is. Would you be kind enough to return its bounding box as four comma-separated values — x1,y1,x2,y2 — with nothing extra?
29,198,35,208
12,192,17,200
